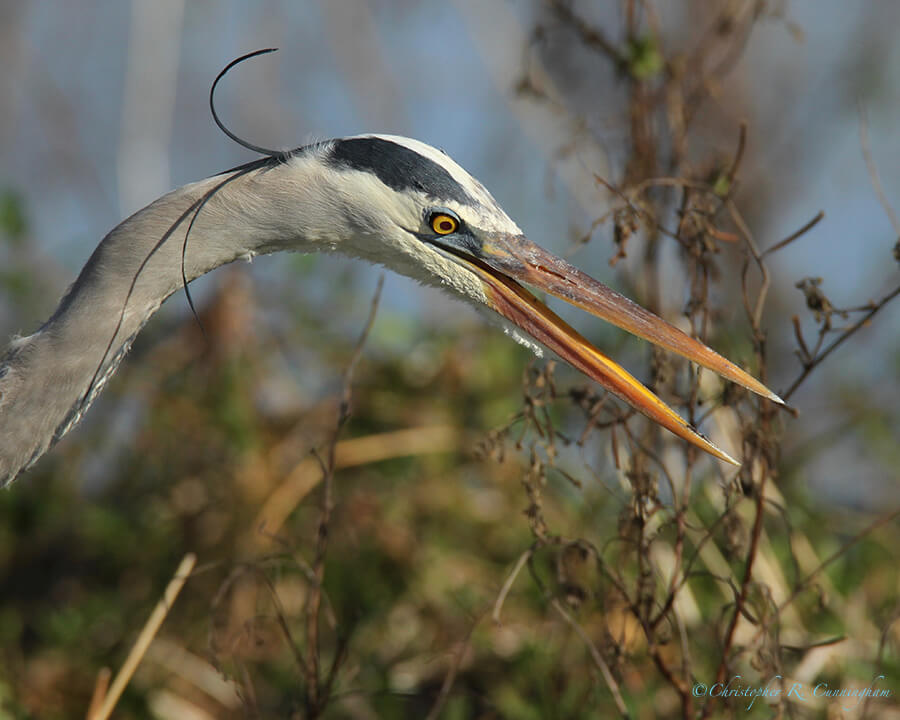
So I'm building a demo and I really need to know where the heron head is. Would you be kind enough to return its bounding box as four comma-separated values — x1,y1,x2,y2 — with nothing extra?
307,134,782,464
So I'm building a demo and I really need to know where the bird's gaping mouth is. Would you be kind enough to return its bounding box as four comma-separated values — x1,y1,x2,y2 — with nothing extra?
431,232,783,465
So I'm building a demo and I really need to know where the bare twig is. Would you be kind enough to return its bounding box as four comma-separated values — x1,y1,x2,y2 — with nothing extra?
492,547,536,624
424,617,481,720
775,506,900,617
723,121,747,188
762,211,824,258
731,198,770,330
859,102,900,237
551,598,630,718
305,273,383,716
546,0,628,68
863,603,900,718
701,483,768,719
783,283,900,400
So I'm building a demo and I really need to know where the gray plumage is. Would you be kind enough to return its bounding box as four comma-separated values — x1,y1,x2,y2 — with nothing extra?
0,135,527,485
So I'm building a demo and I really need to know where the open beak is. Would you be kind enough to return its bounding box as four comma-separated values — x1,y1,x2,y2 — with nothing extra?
434,232,783,466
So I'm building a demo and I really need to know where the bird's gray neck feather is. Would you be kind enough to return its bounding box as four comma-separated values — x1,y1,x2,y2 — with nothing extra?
0,162,312,485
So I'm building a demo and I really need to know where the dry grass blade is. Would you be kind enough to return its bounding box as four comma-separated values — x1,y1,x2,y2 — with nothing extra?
249,425,459,550
84,668,110,720
148,637,241,709
88,553,197,720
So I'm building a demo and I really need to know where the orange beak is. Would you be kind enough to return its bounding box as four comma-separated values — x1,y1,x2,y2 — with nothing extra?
434,233,783,465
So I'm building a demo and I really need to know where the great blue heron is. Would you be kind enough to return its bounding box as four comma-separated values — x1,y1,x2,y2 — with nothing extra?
0,51,781,486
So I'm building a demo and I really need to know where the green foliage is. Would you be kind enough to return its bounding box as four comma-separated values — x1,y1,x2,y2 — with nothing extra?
626,36,663,80
0,191,27,245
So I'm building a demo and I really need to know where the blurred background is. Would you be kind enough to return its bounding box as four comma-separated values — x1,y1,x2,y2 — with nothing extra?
0,1,898,718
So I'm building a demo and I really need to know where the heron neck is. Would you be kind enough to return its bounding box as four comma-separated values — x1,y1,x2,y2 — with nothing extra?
0,160,309,484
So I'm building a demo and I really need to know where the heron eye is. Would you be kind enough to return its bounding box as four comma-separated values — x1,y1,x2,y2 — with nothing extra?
430,213,458,235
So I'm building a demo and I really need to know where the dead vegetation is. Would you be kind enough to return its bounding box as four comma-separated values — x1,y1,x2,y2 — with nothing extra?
1,2,899,719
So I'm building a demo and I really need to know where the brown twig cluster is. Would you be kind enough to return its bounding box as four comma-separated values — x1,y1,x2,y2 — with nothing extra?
475,1,900,717
205,276,384,718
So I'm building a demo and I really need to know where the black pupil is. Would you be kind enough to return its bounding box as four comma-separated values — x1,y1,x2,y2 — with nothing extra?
439,219,453,232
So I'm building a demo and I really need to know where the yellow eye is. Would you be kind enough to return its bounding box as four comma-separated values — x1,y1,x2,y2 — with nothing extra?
430,213,458,235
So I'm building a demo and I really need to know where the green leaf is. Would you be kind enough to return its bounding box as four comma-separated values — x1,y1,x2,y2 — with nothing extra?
628,36,663,80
